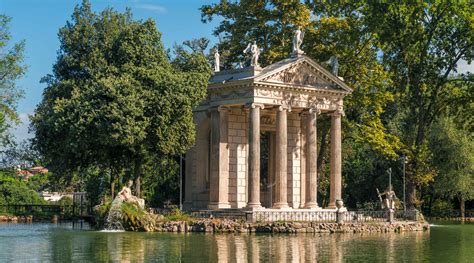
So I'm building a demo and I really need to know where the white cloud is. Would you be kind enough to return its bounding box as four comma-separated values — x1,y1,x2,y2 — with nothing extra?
136,4,167,14
457,59,473,74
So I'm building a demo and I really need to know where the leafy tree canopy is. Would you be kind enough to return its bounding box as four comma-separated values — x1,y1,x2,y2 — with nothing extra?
0,15,26,147
31,1,211,196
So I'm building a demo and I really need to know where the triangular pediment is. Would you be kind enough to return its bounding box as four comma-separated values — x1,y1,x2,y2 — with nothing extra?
255,56,352,93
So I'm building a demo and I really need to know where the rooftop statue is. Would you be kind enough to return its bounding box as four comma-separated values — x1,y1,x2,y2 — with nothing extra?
243,41,260,67
292,27,305,55
214,48,220,72
327,55,339,76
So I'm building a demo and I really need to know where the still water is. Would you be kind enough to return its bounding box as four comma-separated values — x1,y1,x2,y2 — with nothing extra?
0,221,472,262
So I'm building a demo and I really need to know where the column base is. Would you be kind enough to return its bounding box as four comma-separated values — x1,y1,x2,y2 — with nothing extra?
207,202,231,210
272,202,289,209
327,203,336,209
245,203,263,211
304,202,319,209
182,201,193,211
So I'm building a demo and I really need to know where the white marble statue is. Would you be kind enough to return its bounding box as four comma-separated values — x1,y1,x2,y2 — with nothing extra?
327,55,339,76
243,41,260,67
214,48,220,72
377,187,397,210
118,180,145,209
292,28,305,55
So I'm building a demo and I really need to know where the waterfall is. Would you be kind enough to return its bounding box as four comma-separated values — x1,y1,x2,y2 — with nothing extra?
104,197,124,231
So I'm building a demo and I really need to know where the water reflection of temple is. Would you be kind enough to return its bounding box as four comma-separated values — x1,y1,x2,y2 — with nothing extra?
209,232,428,262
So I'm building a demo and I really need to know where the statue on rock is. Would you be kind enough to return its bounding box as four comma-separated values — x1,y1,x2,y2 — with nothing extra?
118,180,145,209
292,27,305,56
214,48,220,72
243,41,260,67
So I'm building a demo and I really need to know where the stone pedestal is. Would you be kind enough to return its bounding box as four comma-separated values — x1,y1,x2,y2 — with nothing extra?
273,106,289,209
388,209,395,223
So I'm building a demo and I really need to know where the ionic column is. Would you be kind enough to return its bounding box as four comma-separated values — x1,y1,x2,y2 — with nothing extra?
273,105,289,209
305,108,319,209
328,110,343,209
208,106,231,209
246,103,264,209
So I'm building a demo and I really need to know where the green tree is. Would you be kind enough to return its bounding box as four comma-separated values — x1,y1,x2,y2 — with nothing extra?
0,171,47,205
366,2,474,208
31,1,211,199
430,116,474,218
0,15,25,147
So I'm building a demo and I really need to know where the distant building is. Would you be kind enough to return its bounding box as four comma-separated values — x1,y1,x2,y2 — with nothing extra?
39,192,73,202
29,166,49,174
15,166,49,181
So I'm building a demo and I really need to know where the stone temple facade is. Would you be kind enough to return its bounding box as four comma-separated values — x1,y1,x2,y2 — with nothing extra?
183,54,352,211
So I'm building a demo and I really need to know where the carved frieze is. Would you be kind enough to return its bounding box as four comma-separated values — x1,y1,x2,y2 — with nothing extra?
262,62,339,90
255,87,343,112
260,115,275,125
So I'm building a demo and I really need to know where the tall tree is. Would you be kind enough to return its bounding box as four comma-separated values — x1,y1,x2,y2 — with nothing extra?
0,15,25,147
430,116,474,218
31,1,211,198
366,2,474,208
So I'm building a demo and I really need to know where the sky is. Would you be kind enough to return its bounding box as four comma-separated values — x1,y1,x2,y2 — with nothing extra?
1,0,219,143
1,0,473,143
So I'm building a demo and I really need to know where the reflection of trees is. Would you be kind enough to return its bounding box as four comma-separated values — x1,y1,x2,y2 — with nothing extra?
29,225,440,262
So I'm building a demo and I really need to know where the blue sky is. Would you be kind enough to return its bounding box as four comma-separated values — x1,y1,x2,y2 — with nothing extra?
1,0,219,142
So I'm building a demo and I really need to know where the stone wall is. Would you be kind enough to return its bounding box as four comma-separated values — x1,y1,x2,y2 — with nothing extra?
287,112,301,208
145,219,430,233
228,108,248,208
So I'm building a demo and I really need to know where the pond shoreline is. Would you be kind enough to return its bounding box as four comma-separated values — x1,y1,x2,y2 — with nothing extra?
126,218,430,233
2,214,429,234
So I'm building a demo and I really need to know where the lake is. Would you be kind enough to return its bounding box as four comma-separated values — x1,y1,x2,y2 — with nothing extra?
0,221,472,262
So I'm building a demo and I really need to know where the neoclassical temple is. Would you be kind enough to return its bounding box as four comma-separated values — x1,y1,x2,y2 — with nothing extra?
184,45,352,211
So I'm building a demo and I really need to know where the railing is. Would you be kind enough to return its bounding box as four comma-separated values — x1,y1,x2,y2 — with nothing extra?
253,210,337,223
172,209,422,223
0,204,62,216
249,209,420,223
344,210,388,223
0,204,91,218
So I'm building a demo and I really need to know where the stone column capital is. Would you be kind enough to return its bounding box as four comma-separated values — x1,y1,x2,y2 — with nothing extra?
277,105,291,112
330,107,345,117
309,107,321,115
246,103,265,110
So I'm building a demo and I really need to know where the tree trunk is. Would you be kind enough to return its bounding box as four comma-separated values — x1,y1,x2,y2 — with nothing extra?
110,172,116,199
459,195,465,219
407,179,417,210
317,125,330,174
134,157,142,198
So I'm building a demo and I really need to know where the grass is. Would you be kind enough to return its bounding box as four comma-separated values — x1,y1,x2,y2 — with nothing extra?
163,208,191,222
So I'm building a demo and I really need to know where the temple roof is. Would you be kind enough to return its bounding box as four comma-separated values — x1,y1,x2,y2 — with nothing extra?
209,55,352,94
